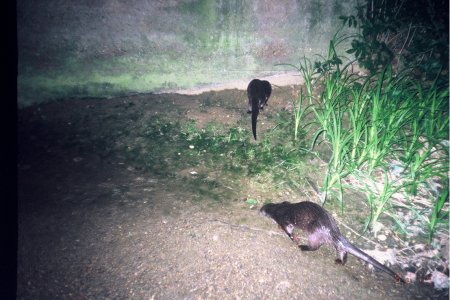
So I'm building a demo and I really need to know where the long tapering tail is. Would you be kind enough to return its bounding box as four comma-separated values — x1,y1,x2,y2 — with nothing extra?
251,98,259,140
339,236,405,283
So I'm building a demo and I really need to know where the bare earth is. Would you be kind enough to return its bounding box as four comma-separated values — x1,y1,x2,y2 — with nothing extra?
18,79,445,299
159,72,304,95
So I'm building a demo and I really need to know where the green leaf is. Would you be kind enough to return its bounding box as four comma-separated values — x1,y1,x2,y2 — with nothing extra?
245,199,258,205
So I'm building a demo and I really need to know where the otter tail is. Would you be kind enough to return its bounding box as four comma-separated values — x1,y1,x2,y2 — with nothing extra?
339,236,405,283
251,97,259,140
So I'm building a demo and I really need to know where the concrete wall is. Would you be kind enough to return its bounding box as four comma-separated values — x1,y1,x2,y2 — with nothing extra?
17,0,356,107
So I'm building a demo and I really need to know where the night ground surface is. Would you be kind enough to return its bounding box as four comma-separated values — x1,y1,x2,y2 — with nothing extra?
18,82,447,299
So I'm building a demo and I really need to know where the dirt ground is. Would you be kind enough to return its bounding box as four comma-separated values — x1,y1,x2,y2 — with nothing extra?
17,79,447,299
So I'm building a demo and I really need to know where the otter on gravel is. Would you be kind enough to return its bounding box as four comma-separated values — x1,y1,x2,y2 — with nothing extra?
260,201,404,283
247,79,272,140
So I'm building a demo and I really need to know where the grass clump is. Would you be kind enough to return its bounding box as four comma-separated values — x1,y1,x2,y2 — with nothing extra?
287,24,448,241
180,115,310,177
127,113,310,200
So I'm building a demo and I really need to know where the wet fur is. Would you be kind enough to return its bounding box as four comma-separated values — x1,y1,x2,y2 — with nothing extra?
260,201,404,283
247,79,272,140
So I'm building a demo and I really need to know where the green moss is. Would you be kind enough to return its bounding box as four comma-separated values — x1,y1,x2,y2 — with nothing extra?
17,1,359,107
18,46,263,107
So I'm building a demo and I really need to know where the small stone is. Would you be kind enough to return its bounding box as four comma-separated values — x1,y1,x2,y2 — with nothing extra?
377,234,387,241
433,271,449,289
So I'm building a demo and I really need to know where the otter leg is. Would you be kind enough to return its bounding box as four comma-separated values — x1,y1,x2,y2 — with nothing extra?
299,232,324,251
260,98,268,109
334,242,347,265
335,248,348,265
259,100,265,110
280,223,296,241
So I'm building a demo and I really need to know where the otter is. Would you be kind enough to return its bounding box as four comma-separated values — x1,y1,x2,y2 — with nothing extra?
260,201,404,283
247,79,272,140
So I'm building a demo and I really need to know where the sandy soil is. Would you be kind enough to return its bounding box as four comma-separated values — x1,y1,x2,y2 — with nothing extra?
17,83,446,299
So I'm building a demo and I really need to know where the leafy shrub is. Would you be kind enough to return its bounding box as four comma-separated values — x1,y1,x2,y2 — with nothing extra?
340,0,448,84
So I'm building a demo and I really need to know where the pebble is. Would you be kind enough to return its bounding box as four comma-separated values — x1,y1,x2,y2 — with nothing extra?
377,234,387,241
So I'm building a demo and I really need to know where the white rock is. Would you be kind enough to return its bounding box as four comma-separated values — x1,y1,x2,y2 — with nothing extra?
433,271,449,289
377,234,387,241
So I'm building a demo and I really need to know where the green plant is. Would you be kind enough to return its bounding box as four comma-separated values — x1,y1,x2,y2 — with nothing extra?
132,114,309,191
308,31,358,207
294,23,448,235
276,57,316,141
428,186,449,243
340,0,448,83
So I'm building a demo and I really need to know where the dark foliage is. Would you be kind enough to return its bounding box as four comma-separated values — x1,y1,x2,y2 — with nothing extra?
340,0,448,84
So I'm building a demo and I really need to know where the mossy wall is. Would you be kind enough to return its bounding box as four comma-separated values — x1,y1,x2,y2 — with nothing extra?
17,0,356,107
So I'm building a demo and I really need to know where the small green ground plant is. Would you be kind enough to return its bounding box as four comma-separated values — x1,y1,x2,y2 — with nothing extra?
129,112,310,201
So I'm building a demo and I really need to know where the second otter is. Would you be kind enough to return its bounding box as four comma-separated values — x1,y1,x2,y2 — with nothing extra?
247,79,272,140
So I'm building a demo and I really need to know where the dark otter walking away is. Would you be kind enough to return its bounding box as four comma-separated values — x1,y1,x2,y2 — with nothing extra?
260,201,404,283
247,79,272,139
